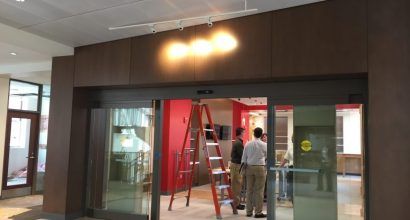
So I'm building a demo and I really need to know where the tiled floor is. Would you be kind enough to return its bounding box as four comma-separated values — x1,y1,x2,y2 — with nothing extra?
0,176,363,220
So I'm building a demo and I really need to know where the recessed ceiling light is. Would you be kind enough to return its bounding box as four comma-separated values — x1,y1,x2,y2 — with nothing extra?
16,0,25,2
10,52,17,56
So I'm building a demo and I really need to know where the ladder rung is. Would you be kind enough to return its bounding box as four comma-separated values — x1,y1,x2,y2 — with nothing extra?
215,184,230,190
179,170,192,173
190,138,195,141
190,128,199,132
219,199,233,205
206,143,219,146
172,195,188,200
209,156,223,160
212,170,226,174
190,161,200,165
184,148,196,151
204,129,214,131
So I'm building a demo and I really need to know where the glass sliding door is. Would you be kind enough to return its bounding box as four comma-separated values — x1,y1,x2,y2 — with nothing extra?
269,104,364,220
87,103,155,219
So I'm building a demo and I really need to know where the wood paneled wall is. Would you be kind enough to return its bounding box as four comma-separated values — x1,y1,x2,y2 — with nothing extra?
271,0,367,77
74,39,131,87
368,0,410,219
73,0,367,87
43,56,74,214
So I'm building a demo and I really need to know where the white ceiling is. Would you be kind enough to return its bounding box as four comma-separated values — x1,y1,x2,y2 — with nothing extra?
0,0,322,47
0,22,73,84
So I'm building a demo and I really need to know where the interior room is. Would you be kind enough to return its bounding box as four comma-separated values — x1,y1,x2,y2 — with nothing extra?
155,99,364,220
159,98,267,220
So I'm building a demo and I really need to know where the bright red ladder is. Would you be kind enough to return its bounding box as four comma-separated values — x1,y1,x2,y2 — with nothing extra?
168,103,238,219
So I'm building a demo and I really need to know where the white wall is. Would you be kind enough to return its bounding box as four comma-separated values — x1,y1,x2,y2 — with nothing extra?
338,110,362,154
0,77,10,196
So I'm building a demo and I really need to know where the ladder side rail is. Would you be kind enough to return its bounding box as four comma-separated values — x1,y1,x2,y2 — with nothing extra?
186,107,202,207
168,104,195,211
204,104,238,215
198,105,222,218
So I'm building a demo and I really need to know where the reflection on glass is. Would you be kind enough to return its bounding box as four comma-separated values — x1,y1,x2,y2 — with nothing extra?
7,118,31,186
273,105,364,220
8,80,40,112
36,85,50,191
95,107,154,215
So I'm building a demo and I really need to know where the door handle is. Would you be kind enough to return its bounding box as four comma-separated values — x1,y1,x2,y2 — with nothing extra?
26,153,36,159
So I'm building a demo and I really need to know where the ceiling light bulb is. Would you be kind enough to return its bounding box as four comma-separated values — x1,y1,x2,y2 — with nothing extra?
212,32,237,52
15,0,25,2
10,52,17,56
191,39,213,56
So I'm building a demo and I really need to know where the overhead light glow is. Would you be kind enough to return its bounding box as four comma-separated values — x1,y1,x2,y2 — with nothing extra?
212,32,237,52
191,39,213,56
10,52,17,56
15,0,25,2
167,43,190,60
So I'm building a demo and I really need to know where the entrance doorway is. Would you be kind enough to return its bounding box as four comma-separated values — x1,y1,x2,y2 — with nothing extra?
268,104,365,220
84,79,368,220
2,111,39,194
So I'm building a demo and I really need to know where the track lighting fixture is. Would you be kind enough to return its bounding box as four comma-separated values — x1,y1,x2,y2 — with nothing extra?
149,25,157,34
108,0,257,33
177,21,184,31
207,17,213,28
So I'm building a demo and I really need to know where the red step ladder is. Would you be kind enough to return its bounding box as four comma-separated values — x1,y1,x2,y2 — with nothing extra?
168,102,238,219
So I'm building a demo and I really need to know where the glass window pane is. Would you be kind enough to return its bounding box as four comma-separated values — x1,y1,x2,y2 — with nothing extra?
7,118,31,186
273,105,364,220
88,106,155,216
36,85,50,191
8,80,40,111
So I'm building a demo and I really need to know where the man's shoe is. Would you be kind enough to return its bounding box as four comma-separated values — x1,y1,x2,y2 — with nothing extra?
254,213,267,218
246,213,253,217
236,204,245,210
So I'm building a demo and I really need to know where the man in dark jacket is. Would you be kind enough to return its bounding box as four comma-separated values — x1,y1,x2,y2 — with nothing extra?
230,127,245,210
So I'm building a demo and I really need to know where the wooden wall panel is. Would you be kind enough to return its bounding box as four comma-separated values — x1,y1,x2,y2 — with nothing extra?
368,0,410,219
43,56,74,214
130,28,195,85
195,13,272,82
272,0,367,77
66,88,89,213
74,39,131,87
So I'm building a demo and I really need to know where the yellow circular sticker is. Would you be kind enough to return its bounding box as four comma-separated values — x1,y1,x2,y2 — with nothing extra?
301,140,312,152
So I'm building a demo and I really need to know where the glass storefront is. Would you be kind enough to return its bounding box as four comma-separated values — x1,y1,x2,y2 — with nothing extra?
87,104,155,219
270,105,364,220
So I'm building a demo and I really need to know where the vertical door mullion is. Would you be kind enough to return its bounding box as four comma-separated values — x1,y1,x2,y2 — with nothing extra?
151,100,163,220
267,97,276,220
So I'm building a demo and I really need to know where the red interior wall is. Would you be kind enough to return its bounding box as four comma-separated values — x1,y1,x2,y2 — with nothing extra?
232,101,268,143
161,99,192,194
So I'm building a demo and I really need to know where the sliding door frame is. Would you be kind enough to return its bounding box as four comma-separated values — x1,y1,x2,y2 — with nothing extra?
266,97,368,220
86,78,368,220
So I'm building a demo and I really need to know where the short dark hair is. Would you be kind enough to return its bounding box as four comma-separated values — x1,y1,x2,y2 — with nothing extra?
236,127,245,136
253,127,263,138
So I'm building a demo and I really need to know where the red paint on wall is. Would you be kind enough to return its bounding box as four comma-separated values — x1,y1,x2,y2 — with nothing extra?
232,101,268,144
161,99,192,194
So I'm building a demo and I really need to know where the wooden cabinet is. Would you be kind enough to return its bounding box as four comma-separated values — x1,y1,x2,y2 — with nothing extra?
74,39,131,87
271,0,367,77
130,28,195,85
195,13,272,82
